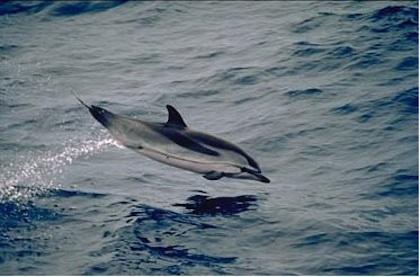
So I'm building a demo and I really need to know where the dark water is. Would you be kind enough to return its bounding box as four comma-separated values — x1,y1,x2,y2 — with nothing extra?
0,1,418,275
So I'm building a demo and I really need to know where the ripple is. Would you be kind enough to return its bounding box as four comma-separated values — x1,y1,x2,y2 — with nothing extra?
285,88,323,98
377,170,418,198
330,103,358,115
370,6,418,23
320,230,418,275
0,1,52,16
0,200,62,228
395,57,418,71
392,87,418,113
194,51,225,59
292,43,325,57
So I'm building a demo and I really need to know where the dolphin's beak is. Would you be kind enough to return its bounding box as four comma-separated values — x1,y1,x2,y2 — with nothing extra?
256,174,270,183
230,170,271,183
239,167,270,183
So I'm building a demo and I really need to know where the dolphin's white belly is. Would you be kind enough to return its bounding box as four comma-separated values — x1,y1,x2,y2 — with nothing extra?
137,147,241,174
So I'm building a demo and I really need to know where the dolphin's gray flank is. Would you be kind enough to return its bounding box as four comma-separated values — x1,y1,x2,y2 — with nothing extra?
76,97,270,183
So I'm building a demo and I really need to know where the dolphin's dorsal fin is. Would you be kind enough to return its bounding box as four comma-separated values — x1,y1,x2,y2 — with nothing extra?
166,105,187,128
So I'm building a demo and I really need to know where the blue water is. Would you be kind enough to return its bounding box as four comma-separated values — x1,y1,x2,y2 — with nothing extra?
0,1,418,275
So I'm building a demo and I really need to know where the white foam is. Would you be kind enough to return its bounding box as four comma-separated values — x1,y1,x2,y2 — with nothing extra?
0,135,122,202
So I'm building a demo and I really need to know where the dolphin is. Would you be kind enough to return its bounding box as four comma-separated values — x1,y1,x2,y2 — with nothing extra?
76,97,270,183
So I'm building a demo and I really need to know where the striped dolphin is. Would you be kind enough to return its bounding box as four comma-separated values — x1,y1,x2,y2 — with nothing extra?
76,97,270,183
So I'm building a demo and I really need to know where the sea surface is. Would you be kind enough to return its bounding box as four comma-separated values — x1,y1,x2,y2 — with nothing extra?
0,1,418,275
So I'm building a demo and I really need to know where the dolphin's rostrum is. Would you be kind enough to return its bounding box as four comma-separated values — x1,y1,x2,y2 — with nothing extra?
76,97,270,183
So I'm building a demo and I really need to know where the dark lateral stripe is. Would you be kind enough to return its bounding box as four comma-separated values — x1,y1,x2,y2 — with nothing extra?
156,127,220,156
190,132,261,172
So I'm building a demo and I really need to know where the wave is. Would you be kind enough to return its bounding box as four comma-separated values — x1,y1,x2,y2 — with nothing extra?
319,230,418,275
370,5,418,23
0,187,242,274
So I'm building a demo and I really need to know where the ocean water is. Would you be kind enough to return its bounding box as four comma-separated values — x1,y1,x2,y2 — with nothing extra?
0,1,418,275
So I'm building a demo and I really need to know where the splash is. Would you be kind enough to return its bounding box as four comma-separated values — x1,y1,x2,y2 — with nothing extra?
0,135,122,202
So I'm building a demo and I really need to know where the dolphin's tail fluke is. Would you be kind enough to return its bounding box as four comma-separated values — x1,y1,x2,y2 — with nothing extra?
71,90,91,109
72,91,116,129
76,96,91,109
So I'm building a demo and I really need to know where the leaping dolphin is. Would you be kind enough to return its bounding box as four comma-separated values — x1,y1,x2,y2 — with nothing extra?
76,97,270,183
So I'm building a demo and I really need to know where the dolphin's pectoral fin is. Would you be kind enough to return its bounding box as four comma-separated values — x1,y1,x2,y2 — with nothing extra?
166,105,187,128
203,171,224,180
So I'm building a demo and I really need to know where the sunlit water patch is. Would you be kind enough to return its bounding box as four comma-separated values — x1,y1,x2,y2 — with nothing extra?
0,135,121,202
